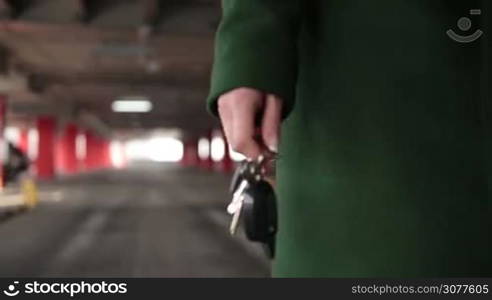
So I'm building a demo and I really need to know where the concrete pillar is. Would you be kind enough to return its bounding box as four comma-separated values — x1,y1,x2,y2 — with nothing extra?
57,123,79,174
36,116,56,180
0,96,6,189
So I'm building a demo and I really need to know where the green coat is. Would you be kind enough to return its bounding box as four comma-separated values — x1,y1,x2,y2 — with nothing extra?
208,0,491,277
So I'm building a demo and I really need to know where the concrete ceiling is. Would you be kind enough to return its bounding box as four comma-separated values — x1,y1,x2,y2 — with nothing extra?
0,0,220,137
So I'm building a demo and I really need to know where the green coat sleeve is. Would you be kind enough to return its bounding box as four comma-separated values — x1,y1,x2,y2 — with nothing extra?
207,0,302,119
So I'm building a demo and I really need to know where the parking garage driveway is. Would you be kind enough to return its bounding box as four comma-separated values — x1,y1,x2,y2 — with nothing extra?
0,164,270,277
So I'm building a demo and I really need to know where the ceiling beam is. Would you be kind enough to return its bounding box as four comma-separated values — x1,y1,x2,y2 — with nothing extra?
78,110,113,138
105,116,216,132
0,20,215,43
33,71,209,90
0,75,27,92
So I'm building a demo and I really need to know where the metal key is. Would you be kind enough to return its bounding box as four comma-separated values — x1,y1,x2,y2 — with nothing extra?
227,155,267,235
228,179,249,235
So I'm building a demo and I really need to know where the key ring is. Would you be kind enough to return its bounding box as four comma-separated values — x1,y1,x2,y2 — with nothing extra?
227,154,278,258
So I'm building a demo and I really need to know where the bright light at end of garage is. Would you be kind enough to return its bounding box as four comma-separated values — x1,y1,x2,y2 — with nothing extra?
147,138,183,162
5,127,20,143
112,99,153,113
198,138,210,160
110,141,126,168
210,136,225,162
125,138,183,162
75,133,86,161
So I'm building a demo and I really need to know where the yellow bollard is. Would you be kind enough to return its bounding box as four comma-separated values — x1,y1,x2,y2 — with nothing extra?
21,179,38,209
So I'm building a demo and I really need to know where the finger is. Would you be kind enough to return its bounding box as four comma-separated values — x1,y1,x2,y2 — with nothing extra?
217,96,234,146
261,94,283,153
230,101,263,159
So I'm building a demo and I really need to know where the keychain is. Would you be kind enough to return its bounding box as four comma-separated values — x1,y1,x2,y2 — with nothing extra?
227,155,278,258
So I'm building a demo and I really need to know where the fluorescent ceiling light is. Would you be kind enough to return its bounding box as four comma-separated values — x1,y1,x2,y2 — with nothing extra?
112,99,153,113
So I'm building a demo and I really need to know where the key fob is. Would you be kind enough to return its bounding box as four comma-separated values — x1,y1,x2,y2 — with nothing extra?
242,180,278,258
229,160,259,194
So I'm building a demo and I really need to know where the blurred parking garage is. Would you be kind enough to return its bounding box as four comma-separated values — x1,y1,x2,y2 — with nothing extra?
0,0,266,277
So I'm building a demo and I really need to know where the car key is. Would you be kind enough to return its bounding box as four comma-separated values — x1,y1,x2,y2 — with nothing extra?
228,179,249,234
227,156,265,235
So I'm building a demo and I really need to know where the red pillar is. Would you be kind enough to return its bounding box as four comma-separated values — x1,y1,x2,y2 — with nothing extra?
84,130,96,170
84,131,111,170
36,116,56,180
181,139,199,167
219,132,234,173
101,139,111,168
55,129,65,173
18,129,29,154
206,130,214,170
57,123,78,174
0,96,6,189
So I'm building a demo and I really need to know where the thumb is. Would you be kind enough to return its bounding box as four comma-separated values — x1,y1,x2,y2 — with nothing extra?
261,94,283,153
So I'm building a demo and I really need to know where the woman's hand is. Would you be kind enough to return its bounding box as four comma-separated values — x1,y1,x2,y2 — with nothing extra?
217,87,283,159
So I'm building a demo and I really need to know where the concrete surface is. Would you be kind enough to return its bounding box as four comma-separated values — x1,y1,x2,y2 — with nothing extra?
0,163,270,277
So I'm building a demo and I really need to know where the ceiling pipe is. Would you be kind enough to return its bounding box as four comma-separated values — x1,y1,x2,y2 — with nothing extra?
78,110,112,139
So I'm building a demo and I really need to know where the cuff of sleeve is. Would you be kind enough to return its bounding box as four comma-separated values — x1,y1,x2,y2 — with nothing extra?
206,47,297,121
207,78,296,122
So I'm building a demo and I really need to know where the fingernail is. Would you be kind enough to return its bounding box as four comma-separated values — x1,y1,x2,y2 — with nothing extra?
267,141,278,154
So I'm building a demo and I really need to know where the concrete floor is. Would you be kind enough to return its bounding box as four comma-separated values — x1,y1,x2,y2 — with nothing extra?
0,163,270,277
